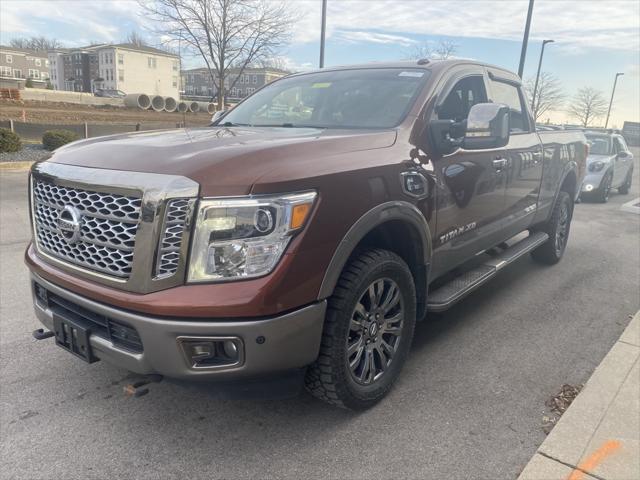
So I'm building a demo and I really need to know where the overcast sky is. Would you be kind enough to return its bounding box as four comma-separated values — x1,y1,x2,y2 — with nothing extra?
2,0,638,127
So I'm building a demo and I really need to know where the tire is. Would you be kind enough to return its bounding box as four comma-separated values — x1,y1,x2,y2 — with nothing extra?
305,248,416,410
596,171,613,203
618,168,633,194
531,191,573,265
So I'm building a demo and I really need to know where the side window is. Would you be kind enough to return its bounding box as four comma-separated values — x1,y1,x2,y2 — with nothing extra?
490,80,529,133
614,137,627,153
437,76,487,122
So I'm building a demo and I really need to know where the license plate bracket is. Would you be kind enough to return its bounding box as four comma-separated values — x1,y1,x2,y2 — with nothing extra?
53,313,98,363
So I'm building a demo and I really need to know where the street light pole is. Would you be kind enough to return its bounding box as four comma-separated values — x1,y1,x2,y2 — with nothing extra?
517,0,535,78
531,39,554,116
604,72,624,129
319,0,327,68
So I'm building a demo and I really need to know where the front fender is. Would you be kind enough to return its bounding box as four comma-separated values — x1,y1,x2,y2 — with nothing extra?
317,201,431,300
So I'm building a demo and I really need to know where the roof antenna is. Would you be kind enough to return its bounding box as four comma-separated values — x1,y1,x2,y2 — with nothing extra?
416,58,430,65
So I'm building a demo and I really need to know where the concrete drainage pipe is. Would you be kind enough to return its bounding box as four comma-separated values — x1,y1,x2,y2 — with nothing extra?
164,97,177,112
188,102,200,113
149,95,165,112
176,102,188,113
197,102,216,114
124,93,151,110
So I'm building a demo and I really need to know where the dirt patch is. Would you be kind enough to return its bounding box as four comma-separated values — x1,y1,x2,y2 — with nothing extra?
542,383,583,434
0,99,211,127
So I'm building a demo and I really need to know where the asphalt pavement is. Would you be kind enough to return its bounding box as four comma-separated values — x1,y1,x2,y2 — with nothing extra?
1,151,639,480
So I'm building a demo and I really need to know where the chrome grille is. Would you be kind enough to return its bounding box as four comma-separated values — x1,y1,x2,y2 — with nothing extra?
32,180,142,278
156,199,192,277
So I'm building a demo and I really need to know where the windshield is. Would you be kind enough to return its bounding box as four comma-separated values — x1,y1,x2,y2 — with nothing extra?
585,135,612,155
219,68,430,129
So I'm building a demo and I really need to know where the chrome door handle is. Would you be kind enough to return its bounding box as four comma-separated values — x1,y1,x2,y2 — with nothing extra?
493,158,508,170
533,151,542,163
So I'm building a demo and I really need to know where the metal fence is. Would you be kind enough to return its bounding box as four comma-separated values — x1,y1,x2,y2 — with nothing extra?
0,120,185,141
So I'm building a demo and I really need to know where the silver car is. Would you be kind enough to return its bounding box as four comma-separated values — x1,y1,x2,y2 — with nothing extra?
581,132,634,202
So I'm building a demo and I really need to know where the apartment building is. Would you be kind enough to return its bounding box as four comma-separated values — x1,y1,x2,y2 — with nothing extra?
182,67,288,99
0,46,50,87
95,44,180,97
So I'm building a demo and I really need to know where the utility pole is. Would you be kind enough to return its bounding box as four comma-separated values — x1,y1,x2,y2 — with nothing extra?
319,0,327,68
531,39,554,115
605,72,624,129
517,0,535,78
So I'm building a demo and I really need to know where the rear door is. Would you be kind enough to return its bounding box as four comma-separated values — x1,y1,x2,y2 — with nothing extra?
429,68,508,278
486,71,543,234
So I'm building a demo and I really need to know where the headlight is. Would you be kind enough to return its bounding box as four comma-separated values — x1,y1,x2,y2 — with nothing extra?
589,161,605,172
188,191,316,282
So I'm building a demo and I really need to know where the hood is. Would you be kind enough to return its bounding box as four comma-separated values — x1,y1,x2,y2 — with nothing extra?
586,153,614,164
47,127,397,196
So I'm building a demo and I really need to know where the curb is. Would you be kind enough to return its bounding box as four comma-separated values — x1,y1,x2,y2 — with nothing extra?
0,161,34,171
518,311,640,480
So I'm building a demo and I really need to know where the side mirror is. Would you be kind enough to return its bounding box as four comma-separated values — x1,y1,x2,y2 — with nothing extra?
617,150,629,159
462,103,510,150
211,110,226,124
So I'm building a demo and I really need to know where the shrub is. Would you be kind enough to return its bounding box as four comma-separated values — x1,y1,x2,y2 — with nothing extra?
0,128,22,153
25,78,34,88
42,129,80,151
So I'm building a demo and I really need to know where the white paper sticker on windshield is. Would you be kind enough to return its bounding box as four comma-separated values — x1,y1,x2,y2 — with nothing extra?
398,71,424,78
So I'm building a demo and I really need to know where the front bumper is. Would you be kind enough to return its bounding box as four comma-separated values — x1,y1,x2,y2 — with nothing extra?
581,173,606,193
31,272,326,380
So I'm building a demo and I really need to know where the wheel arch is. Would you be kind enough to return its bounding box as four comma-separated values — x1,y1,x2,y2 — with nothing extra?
318,201,432,318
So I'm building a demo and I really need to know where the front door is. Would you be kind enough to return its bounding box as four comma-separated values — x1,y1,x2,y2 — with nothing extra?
429,72,508,279
487,73,543,234
612,136,632,187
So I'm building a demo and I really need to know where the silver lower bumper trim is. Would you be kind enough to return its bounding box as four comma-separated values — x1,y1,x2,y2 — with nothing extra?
31,273,326,380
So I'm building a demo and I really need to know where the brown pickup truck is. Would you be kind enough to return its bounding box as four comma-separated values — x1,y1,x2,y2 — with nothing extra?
26,60,587,409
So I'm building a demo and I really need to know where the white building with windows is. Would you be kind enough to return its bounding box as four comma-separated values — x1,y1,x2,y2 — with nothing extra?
94,44,180,97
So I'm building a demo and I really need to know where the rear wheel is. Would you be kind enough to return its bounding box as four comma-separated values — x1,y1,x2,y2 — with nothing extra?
531,191,573,265
618,168,633,194
305,249,416,410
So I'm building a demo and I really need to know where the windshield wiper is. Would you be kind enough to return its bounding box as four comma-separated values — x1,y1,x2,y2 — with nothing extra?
256,123,325,128
219,121,251,127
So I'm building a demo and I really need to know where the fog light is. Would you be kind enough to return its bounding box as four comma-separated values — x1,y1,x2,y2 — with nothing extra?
178,337,243,369
223,340,238,359
585,184,594,192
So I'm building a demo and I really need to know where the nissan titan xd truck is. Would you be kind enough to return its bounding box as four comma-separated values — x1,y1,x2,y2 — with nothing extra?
26,60,587,409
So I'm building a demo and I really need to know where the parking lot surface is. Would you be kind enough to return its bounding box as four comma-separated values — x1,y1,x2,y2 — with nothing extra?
1,151,639,480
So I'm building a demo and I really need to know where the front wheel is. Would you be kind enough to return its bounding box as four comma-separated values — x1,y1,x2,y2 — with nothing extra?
596,172,613,203
305,249,416,410
531,191,573,265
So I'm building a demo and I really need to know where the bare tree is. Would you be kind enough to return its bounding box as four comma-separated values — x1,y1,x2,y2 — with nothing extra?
409,39,458,60
124,31,147,47
141,0,294,107
524,72,565,122
567,87,608,127
9,36,62,51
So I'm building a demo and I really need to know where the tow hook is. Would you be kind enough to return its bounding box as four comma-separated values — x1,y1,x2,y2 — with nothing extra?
32,328,55,340
123,374,163,398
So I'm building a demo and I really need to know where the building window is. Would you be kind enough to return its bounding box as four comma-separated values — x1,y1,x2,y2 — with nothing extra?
118,69,124,82
45,60,49,66
172,76,178,87
172,60,178,71
35,59,41,66
0,66,12,77
252,75,257,84
13,69,22,78
5,54,12,64
244,74,249,83
28,69,40,79
148,57,157,68
41,72,49,80
118,54,124,65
